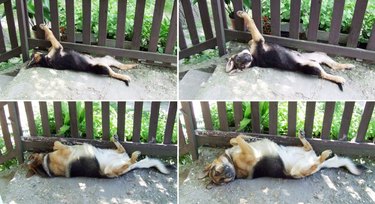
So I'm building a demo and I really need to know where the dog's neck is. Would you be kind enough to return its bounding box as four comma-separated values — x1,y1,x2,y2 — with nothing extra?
224,152,233,165
42,154,53,177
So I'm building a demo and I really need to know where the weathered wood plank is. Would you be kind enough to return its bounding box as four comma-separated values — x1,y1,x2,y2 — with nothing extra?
200,102,213,130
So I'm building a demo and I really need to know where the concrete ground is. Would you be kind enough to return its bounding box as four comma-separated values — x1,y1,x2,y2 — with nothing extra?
179,41,375,100
179,147,375,204
0,163,177,204
0,63,177,100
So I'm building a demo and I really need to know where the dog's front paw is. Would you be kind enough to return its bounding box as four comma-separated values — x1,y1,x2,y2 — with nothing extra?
230,138,238,146
39,24,47,30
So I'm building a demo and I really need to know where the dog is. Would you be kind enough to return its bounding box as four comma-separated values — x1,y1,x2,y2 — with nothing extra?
26,136,169,178
27,24,137,86
202,131,364,186
226,11,354,91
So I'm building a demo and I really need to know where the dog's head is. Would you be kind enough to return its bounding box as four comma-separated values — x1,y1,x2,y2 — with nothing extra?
202,153,236,185
27,52,49,68
226,49,253,73
26,153,49,178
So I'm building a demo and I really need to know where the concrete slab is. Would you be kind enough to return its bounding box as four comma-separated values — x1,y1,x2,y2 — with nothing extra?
0,63,177,100
0,163,177,204
179,147,375,204
179,42,375,100
179,70,212,100
0,75,14,93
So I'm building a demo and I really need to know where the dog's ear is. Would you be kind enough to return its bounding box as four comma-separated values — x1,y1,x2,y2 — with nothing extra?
226,56,236,73
26,169,36,178
199,163,212,179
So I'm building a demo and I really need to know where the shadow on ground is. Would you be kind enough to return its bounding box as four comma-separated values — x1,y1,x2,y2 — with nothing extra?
0,63,176,100
179,147,375,204
0,164,177,204
179,41,375,100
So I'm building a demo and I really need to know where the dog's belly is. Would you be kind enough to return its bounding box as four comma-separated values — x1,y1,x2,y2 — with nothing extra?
277,146,317,174
69,156,102,177
94,148,130,173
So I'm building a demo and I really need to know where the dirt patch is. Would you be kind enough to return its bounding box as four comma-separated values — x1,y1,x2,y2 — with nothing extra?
179,147,375,204
0,163,177,204
179,41,375,100
0,63,176,100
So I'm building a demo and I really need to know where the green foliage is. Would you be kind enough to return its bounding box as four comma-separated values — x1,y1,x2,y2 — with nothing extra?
211,102,375,141
33,102,177,144
182,49,219,65
179,154,192,165
0,139,18,171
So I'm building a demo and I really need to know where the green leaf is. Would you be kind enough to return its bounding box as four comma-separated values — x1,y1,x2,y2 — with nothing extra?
238,118,251,131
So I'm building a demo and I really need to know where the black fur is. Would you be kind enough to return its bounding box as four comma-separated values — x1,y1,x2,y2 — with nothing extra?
69,156,102,178
252,155,291,179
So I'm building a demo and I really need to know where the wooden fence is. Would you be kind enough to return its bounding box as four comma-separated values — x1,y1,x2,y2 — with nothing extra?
179,0,375,61
0,101,177,166
179,101,375,159
0,0,177,65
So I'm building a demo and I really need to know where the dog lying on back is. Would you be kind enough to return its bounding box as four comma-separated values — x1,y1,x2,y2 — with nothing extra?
27,24,137,86
27,136,169,178
202,131,364,186
226,11,354,91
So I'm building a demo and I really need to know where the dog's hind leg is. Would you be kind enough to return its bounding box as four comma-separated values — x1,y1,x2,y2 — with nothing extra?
91,64,131,86
298,130,313,151
290,150,333,178
301,52,354,70
111,135,126,153
96,56,138,70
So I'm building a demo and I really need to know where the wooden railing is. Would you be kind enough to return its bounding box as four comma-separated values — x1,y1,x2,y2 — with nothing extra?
0,0,177,65
180,101,375,160
0,101,177,166
179,0,375,61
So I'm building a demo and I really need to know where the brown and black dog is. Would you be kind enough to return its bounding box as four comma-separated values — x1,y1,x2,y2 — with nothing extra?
226,11,354,91
27,136,169,178
27,24,136,86
202,131,364,186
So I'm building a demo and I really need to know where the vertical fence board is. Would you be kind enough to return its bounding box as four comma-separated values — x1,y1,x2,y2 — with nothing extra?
0,21,5,53
53,102,62,135
82,0,92,44
271,0,281,36
304,102,316,138
39,102,51,137
179,118,186,146
98,0,109,46
117,102,126,141
251,102,261,133
232,0,244,31
68,102,78,138
252,0,262,33
356,102,375,142
115,0,127,48
307,0,322,41
8,102,23,163
148,0,165,52
289,0,301,39
4,1,18,48
338,102,355,140
269,102,278,135
148,102,161,143
347,0,368,47
179,23,187,50
24,102,37,136
219,0,227,29
131,0,146,49
201,102,213,130
198,0,213,40
321,102,336,140
367,24,375,50
288,102,297,137
65,0,75,42
16,0,29,61
49,0,59,39
217,102,229,131
85,102,93,139
34,0,44,39
165,0,177,54
101,102,110,140
181,0,199,45
0,105,12,151
181,102,198,160
328,0,345,45
211,0,226,56
132,102,143,142
233,102,243,130
164,102,177,144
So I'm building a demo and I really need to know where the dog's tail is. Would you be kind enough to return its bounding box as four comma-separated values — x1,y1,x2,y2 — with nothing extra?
129,157,170,174
321,155,365,175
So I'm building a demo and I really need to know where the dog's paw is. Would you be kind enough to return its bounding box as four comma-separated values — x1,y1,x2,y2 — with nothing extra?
112,135,119,142
39,24,47,30
237,10,252,19
299,130,306,139
343,64,355,70
230,138,238,146
321,150,333,161
132,151,141,159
